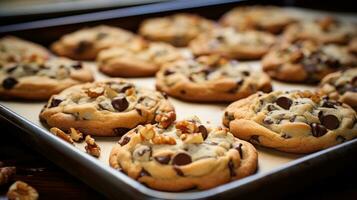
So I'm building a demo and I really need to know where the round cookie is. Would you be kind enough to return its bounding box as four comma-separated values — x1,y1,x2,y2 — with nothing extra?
220,6,296,34
139,13,215,47
283,16,357,44
223,90,357,153
97,40,190,77
189,27,276,60
156,55,272,102
51,25,140,60
0,36,50,66
262,40,357,83
0,58,94,100
109,117,258,191
40,79,176,136
318,68,357,110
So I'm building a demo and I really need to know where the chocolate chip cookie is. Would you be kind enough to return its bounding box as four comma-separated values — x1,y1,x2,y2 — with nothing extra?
223,90,357,153
262,40,357,83
189,27,276,60
40,79,176,136
220,6,296,34
156,55,272,102
318,68,357,110
109,117,258,191
97,40,190,77
139,13,215,47
0,36,50,66
283,16,357,44
51,25,140,60
0,58,94,100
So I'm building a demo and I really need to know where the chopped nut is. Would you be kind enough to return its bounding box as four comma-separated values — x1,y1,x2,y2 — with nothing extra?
175,120,198,134
155,111,176,128
180,133,203,144
317,16,335,31
125,87,136,96
152,134,176,145
0,167,16,186
104,86,118,99
289,50,303,63
50,127,74,144
7,181,39,200
69,128,83,142
139,124,156,140
85,135,101,158
85,86,104,98
296,91,321,103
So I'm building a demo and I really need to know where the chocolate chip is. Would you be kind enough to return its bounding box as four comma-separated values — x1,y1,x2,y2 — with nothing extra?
276,97,292,110
225,112,235,121
289,115,296,122
198,125,208,140
310,123,327,137
96,32,108,40
180,90,186,95
136,108,142,116
119,84,133,93
336,84,357,94
173,166,184,176
250,135,260,143
154,155,171,165
72,62,82,70
138,146,152,157
49,98,62,108
161,92,168,99
322,101,337,108
320,115,340,130
114,128,131,136
138,168,151,178
75,40,92,54
112,96,129,112
281,134,291,139
267,104,277,112
352,76,357,85
242,71,250,76
234,143,243,159
228,160,236,177
2,77,18,89
119,136,130,146
164,69,175,76
336,135,346,143
172,152,192,166
6,65,17,73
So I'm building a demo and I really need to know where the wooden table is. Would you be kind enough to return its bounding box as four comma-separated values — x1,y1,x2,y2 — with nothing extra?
0,119,356,200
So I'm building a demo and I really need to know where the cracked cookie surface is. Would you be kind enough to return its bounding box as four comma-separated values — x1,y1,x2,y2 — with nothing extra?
139,13,215,47
40,79,176,136
109,117,257,191
318,68,357,110
262,40,357,83
223,90,357,153
97,40,190,77
156,55,272,102
51,25,140,60
220,6,295,34
189,27,275,60
0,57,94,100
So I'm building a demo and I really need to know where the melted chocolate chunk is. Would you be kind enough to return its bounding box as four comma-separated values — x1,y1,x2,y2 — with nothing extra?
154,155,171,165
228,160,236,177
173,166,184,176
75,40,92,54
112,96,129,112
114,128,131,136
263,118,273,125
119,84,133,93
336,135,346,143
198,125,208,140
6,65,17,73
2,77,18,89
242,71,250,76
322,100,338,108
164,69,175,76
136,108,142,116
276,97,292,110
119,136,130,145
172,152,192,166
72,62,82,70
250,135,260,143
267,104,278,112
138,168,151,178
310,123,327,137
234,143,243,159
320,115,340,130
49,98,62,108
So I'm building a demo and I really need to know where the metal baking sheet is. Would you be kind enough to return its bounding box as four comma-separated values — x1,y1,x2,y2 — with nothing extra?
1,2,357,199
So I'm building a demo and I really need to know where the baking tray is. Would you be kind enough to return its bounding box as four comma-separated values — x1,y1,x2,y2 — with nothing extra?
1,1,357,199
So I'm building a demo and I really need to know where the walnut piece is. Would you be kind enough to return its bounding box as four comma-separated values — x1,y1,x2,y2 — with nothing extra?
175,120,198,134
152,134,176,145
50,127,74,144
0,167,16,186
139,124,156,140
180,133,203,144
85,86,104,98
155,111,176,128
7,181,39,200
69,128,83,142
85,135,101,158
